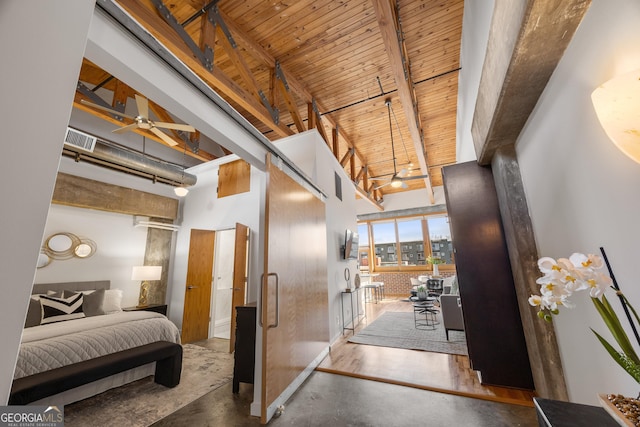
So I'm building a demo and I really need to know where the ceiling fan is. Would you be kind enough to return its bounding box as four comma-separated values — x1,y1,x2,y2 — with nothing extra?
370,99,429,190
81,94,195,146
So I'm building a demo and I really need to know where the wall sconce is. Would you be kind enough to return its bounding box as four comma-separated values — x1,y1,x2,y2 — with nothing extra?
592,68,640,164
132,265,162,307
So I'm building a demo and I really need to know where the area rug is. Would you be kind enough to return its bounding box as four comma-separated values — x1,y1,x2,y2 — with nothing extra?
348,311,468,356
63,343,234,427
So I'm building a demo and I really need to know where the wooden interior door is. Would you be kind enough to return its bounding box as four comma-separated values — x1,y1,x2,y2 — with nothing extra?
181,229,215,344
229,222,249,352
261,155,329,423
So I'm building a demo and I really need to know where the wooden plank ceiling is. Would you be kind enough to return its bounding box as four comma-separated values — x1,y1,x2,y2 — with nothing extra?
76,0,463,207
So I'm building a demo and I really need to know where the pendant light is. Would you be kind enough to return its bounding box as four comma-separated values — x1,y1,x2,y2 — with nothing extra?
174,142,189,197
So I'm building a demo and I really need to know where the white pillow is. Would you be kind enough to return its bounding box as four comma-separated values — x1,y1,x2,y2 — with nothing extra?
103,289,123,314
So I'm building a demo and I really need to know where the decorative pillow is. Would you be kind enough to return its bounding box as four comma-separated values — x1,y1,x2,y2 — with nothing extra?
102,289,123,314
24,291,64,328
64,289,106,317
40,293,85,324
24,298,42,328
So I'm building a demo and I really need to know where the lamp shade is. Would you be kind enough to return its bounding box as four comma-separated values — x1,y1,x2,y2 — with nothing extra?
131,265,162,281
592,68,640,164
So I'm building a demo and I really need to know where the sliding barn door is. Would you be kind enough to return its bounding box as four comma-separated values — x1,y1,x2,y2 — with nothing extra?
261,156,329,423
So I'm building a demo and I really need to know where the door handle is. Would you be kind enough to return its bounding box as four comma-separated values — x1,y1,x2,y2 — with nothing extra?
187,285,199,290
258,272,279,328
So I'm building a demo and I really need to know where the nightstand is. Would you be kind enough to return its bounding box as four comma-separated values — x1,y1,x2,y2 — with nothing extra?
123,304,168,316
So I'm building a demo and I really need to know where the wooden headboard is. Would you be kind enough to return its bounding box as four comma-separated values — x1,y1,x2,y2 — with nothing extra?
32,280,111,295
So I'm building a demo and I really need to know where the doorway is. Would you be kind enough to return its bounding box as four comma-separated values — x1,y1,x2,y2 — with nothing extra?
182,223,250,346
209,228,236,340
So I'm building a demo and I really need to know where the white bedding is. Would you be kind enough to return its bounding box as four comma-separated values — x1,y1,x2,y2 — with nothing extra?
15,311,180,379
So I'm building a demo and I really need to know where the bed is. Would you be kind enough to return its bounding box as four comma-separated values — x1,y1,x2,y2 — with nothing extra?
11,280,181,405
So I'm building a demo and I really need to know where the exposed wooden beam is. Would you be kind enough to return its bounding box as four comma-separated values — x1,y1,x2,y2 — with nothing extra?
355,166,366,185
340,148,354,168
198,7,216,69
332,127,339,157
116,0,292,139
212,7,372,186
372,0,435,204
112,80,130,112
214,21,274,119
275,65,305,133
362,167,369,193
52,172,179,220
307,103,316,130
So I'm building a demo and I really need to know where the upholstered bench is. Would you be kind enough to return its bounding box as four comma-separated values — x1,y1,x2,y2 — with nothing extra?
9,341,182,405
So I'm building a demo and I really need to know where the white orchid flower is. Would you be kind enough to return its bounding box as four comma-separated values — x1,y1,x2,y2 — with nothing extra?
564,268,589,292
538,257,559,274
587,271,613,298
569,253,605,271
528,295,543,307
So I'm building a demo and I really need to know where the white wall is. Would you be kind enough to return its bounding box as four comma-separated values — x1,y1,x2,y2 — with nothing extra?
168,156,264,330
355,186,446,216
34,204,149,308
273,131,359,342
515,0,640,403
457,0,494,162
0,0,95,404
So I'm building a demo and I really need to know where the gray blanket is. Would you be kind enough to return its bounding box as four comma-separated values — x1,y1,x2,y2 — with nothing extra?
15,311,180,379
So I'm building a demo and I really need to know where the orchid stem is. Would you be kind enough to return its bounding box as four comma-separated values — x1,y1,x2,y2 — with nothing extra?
600,246,640,349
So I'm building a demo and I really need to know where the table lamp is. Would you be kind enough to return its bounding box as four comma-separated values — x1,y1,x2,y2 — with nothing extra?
132,265,162,307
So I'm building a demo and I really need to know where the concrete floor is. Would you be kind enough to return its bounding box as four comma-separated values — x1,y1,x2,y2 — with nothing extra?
151,371,538,427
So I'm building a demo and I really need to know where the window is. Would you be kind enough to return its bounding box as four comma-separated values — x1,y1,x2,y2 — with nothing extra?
360,212,454,271
357,224,368,248
397,218,422,266
426,216,453,264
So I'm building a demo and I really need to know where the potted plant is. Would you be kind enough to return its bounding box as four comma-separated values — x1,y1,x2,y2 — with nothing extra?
529,249,640,425
417,285,427,301
426,255,444,276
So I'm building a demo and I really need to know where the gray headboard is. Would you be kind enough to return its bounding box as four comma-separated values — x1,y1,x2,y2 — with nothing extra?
32,280,111,295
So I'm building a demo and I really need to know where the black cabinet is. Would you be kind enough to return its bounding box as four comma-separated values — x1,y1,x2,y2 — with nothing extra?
442,161,534,390
233,303,256,393
534,398,618,426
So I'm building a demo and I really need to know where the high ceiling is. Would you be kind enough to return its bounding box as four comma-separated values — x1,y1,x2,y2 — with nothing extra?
74,0,463,207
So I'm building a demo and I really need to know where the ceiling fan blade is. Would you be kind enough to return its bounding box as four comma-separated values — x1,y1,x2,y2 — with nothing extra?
80,99,135,120
112,123,139,134
154,122,196,132
374,182,391,190
135,94,149,119
369,177,391,181
398,174,430,181
150,126,178,146
397,168,408,178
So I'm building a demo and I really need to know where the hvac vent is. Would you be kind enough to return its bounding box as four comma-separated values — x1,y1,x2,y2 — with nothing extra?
64,127,97,152
134,217,180,231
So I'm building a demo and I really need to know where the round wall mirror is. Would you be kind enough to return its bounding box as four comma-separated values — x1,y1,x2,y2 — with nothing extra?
44,232,81,260
74,240,96,258
47,234,73,252
36,252,51,269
